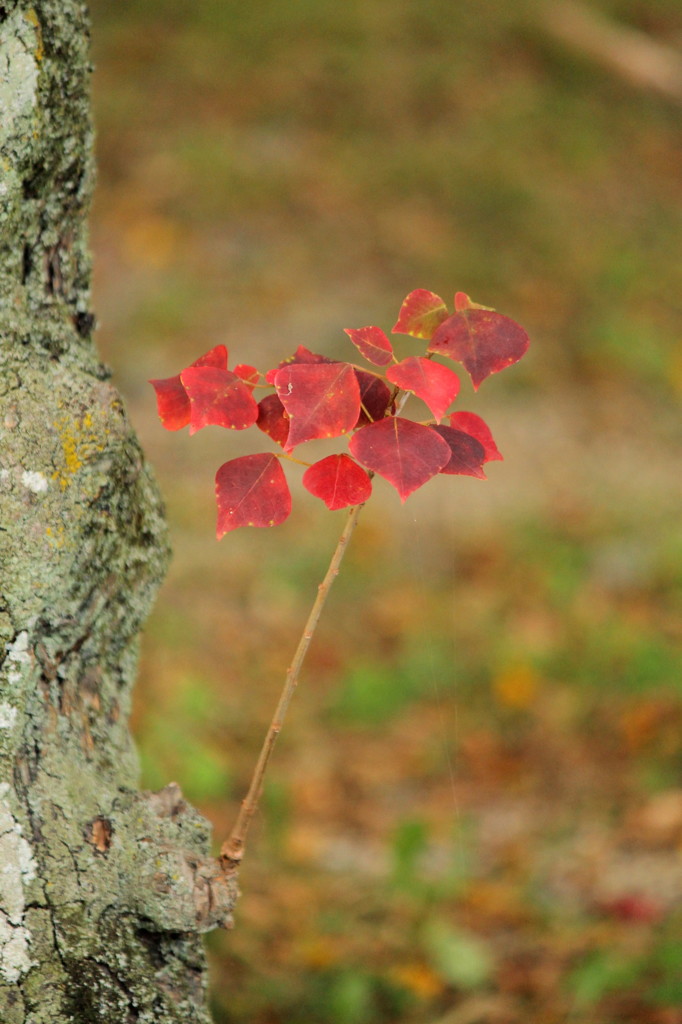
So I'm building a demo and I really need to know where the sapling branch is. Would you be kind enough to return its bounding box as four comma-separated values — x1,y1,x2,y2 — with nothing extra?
149,287,530,872
220,500,364,871
276,451,313,469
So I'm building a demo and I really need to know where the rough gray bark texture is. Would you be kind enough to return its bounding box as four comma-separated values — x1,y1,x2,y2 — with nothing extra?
0,2,237,1020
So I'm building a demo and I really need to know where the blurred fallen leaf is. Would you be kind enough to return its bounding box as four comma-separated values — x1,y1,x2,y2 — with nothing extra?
297,936,341,970
618,700,668,752
390,962,445,1000
626,789,682,847
596,893,664,923
492,663,539,709
463,880,532,926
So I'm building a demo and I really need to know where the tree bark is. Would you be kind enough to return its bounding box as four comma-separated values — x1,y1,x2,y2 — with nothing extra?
0,3,237,1020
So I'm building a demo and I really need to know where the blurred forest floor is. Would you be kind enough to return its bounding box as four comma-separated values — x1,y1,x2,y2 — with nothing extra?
89,1,682,1021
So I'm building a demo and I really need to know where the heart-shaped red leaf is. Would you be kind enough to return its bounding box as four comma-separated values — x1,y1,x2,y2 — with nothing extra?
265,345,335,384
431,425,487,478
448,411,503,462
149,375,192,432
275,362,361,451
303,454,372,510
428,309,529,389
349,417,450,501
386,356,460,422
215,453,291,537
354,370,394,427
344,326,394,367
180,366,259,434
256,393,290,448
149,344,228,430
392,289,449,340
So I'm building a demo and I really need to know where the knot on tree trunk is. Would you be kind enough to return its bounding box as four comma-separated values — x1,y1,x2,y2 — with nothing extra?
131,783,238,933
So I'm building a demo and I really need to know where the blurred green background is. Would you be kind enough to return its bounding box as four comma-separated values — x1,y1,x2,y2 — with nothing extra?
89,1,682,1021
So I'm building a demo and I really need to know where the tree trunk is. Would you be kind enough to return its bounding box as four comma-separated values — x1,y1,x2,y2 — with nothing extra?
0,2,237,1020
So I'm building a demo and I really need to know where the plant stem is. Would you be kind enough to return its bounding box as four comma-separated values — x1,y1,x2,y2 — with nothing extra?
220,501,365,871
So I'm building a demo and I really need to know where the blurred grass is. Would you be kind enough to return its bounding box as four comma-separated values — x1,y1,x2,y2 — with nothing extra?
89,0,682,1021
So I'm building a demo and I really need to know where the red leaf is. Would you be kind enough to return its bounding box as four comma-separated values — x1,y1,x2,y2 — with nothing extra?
303,454,372,510
354,370,394,426
215,453,291,537
275,362,361,451
349,417,450,501
149,376,192,432
428,309,529,389
448,411,503,462
234,363,259,388
180,366,259,434
597,895,663,923
344,326,394,367
265,345,335,385
431,425,487,478
195,344,228,369
386,356,460,422
256,393,290,448
149,344,228,430
392,289,449,340
291,345,335,364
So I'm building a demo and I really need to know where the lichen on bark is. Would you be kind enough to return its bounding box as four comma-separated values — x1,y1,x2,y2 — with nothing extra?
0,2,236,1020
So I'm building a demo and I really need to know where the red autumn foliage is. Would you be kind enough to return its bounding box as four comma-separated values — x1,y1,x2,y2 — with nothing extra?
392,289,449,340
354,370,394,427
151,289,529,533
303,454,372,510
448,411,503,462
234,363,260,388
344,326,394,367
349,417,451,501
431,425,487,478
181,366,259,434
265,345,335,384
275,362,361,451
256,394,290,448
386,356,460,423
149,343,228,430
215,453,291,537
428,308,530,390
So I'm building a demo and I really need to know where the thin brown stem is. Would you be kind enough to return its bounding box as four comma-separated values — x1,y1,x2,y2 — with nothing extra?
220,501,365,871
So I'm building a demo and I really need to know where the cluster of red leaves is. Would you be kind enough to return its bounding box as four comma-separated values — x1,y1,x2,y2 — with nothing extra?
150,290,529,537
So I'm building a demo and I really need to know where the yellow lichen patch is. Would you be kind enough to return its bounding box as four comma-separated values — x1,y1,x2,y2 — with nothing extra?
24,8,44,63
52,411,106,490
45,524,65,549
